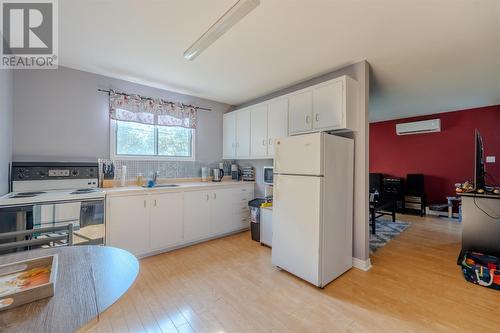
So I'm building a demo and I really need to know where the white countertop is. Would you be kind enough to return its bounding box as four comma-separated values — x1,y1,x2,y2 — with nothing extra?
104,180,255,196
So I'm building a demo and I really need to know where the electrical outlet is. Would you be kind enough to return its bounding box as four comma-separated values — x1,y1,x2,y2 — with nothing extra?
486,156,496,163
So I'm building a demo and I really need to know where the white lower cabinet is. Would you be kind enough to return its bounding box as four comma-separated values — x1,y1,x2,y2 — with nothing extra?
107,195,150,256
183,190,211,242
211,188,237,235
107,185,254,257
150,192,183,250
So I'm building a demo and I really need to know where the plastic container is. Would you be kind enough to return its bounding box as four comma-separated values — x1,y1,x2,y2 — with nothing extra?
248,198,266,242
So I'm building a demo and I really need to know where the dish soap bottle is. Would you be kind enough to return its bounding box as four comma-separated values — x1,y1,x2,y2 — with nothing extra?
136,173,144,186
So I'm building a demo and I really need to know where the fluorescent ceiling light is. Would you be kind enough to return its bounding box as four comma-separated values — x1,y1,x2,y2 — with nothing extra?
183,0,260,61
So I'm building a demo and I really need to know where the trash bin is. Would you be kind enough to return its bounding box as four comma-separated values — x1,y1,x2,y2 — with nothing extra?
248,198,266,242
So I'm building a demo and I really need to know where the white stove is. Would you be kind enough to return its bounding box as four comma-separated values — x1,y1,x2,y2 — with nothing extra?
0,162,104,207
0,162,106,250
0,188,104,207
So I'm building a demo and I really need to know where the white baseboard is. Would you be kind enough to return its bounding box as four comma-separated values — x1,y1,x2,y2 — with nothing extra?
352,257,372,271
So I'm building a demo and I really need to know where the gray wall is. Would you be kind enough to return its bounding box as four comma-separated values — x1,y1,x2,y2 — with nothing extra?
13,67,232,163
0,70,13,195
233,61,371,264
235,159,273,198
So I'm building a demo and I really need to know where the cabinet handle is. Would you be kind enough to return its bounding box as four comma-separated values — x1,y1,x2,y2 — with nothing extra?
154,199,157,207
206,194,209,201
315,114,319,122
262,139,266,146
144,200,146,208
305,115,310,124
214,193,217,199
269,138,272,145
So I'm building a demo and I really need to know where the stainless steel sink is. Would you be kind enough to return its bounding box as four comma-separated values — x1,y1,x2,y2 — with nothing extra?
142,184,180,188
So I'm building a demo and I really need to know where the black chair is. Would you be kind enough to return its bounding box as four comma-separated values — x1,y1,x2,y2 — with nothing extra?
369,174,397,234
0,224,73,253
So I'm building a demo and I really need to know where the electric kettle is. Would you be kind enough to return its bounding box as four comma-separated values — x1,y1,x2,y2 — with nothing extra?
213,168,224,182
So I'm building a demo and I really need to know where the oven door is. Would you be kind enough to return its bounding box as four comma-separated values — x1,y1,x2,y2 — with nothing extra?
0,199,105,253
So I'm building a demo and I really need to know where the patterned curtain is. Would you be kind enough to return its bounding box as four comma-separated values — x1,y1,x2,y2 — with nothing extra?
109,91,197,129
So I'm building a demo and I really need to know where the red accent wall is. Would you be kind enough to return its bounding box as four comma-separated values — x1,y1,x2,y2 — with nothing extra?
369,105,500,204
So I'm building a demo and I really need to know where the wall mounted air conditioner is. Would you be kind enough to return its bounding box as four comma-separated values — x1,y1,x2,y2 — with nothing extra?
396,119,441,136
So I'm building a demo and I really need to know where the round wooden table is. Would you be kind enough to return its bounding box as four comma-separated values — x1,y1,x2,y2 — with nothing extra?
0,246,139,333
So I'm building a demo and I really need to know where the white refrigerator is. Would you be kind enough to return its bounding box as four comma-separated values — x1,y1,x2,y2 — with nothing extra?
272,132,354,287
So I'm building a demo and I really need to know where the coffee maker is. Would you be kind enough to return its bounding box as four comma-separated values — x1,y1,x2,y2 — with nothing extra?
212,163,224,182
231,164,240,181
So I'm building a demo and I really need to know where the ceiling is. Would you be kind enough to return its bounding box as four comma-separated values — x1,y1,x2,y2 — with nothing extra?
59,0,500,121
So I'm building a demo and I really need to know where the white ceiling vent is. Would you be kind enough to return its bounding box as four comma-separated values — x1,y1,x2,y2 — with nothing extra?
396,119,441,136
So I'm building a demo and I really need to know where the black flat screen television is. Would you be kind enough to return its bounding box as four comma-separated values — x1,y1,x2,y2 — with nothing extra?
474,129,485,190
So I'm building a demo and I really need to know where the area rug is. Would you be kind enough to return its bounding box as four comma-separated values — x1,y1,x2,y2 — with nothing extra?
370,220,410,254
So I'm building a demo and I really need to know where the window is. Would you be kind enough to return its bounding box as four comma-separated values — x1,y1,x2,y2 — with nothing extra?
113,120,195,160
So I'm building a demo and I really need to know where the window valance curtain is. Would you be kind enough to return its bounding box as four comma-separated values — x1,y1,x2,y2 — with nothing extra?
109,91,197,129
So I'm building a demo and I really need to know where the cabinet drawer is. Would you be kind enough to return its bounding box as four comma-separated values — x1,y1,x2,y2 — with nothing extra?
405,196,422,203
234,205,249,215
405,202,422,210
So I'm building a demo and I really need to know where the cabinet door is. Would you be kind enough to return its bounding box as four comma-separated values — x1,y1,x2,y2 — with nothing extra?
312,80,344,130
210,188,236,235
150,192,183,250
183,191,211,242
250,104,269,157
108,195,149,256
223,113,236,159
288,90,313,134
236,110,251,157
267,98,288,157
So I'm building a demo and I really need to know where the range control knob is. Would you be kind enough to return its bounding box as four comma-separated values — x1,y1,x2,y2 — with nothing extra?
71,170,79,176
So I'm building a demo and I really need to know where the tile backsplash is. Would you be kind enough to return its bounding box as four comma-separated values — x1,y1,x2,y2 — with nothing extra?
98,159,233,181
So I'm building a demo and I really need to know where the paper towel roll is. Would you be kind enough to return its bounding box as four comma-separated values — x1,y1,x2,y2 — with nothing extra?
121,165,127,187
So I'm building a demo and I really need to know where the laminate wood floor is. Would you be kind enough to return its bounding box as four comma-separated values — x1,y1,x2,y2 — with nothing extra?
81,215,500,333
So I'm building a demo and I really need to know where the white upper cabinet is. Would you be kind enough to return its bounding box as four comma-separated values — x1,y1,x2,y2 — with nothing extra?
222,75,357,159
267,98,289,157
288,75,357,135
223,112,236,159
250,104,269,157
312,80,343,130
236,110,251,157
288,91,313,134
223,109,251,159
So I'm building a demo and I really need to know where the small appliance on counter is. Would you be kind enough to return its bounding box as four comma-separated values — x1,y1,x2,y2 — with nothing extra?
212,163,224,182
231,164,241,181
201,167,209,182
241,166,255,182
263,166,273,185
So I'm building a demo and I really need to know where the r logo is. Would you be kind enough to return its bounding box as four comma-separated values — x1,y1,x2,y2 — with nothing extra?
2,1,53,54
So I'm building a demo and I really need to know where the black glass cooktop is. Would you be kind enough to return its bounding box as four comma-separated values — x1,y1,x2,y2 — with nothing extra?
9,191,46,198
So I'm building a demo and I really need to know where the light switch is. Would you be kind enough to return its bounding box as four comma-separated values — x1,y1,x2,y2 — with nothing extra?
486,156,496,163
